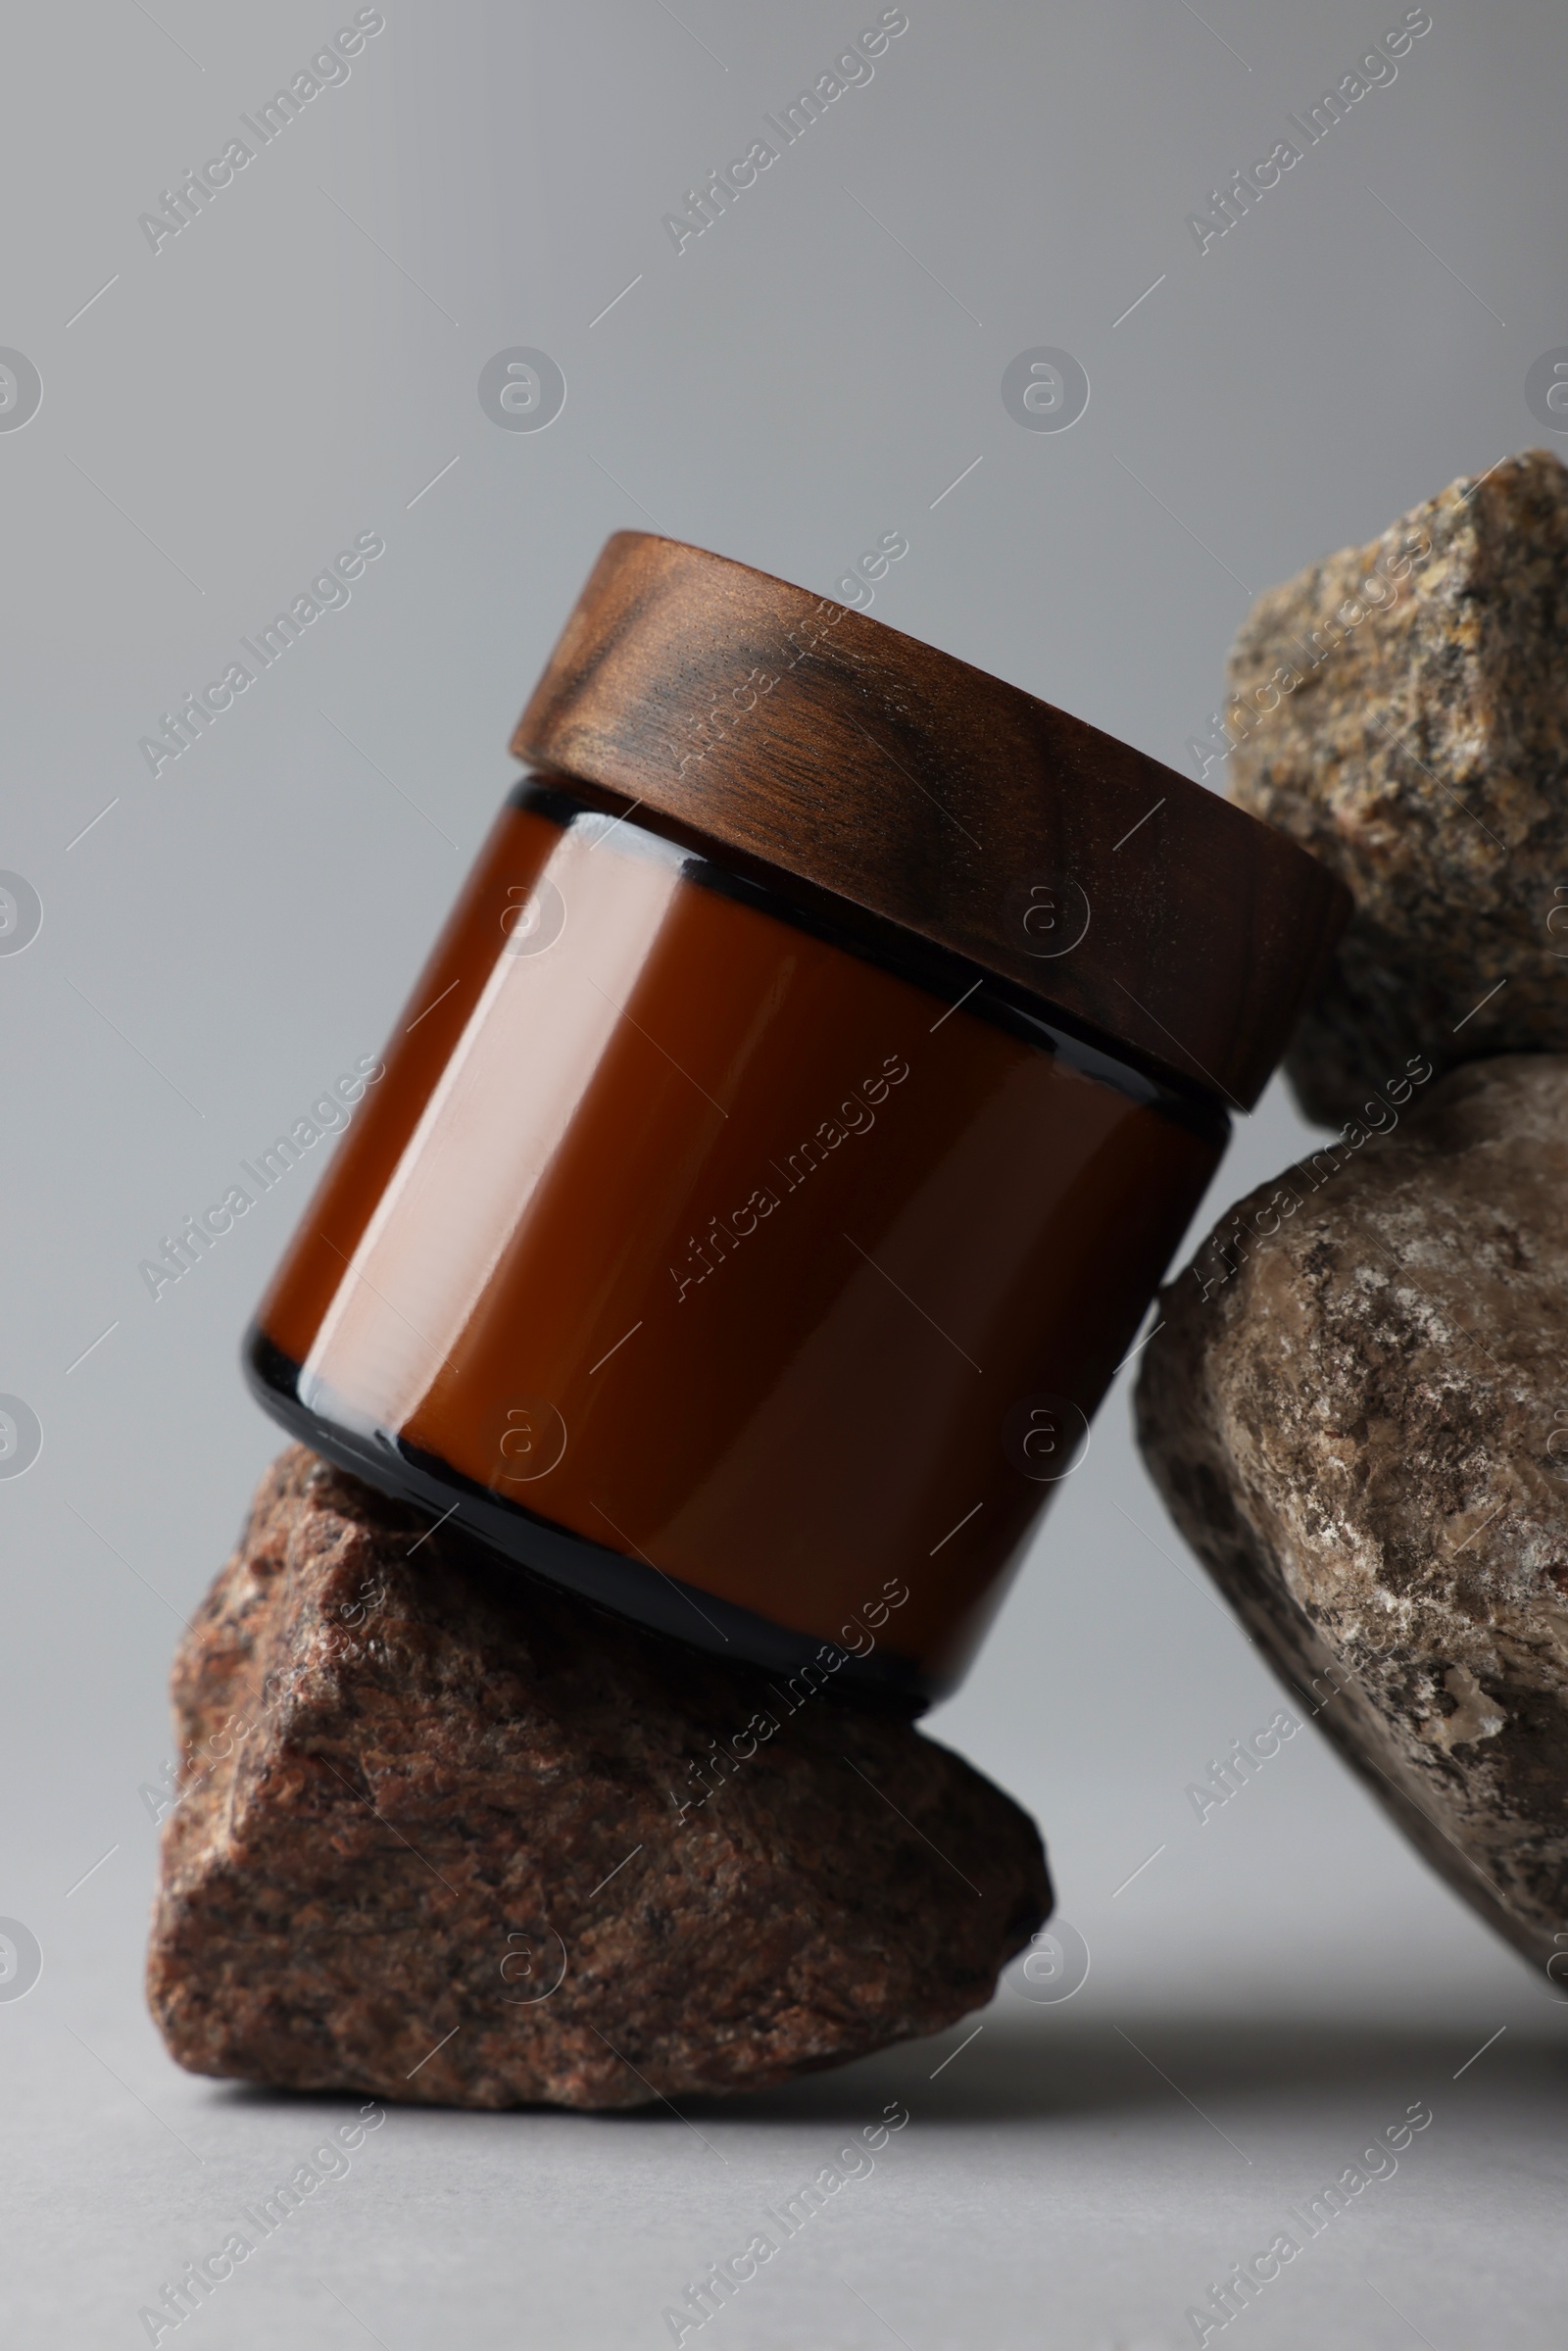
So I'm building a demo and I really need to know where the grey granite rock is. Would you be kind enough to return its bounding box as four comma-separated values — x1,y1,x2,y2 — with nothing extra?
1137,1056,1568,1976
1221,448,1568,1127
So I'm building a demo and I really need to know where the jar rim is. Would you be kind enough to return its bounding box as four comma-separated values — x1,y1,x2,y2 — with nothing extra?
511,532,1348,1110
513,776,1230,1145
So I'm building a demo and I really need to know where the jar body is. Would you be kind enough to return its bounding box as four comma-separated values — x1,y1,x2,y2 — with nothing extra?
246,782,1226,1704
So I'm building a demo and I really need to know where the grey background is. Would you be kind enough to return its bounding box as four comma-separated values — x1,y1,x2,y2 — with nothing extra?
4,0,1566,2341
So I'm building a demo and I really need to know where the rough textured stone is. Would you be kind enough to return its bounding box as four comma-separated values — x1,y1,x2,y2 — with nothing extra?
147,1447,1048,2109
1136,1056,1568,1973
1223,448,1568,1126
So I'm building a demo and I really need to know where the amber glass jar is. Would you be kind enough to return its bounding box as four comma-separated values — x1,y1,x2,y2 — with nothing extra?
246,536,1346,1705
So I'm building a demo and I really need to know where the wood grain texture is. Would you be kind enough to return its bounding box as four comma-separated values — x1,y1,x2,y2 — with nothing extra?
511,533,1349,1108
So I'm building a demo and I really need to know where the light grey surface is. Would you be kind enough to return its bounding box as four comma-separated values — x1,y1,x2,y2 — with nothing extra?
3,0,1566,2341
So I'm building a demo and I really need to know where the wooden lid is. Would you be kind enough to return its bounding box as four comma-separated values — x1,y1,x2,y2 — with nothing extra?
511,533,1348,1109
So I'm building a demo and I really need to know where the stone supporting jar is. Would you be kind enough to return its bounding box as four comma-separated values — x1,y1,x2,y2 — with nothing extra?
245,534,1347,1706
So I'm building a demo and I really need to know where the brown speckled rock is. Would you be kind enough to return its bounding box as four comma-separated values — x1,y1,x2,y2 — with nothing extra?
1136,1055,1568,1973
1223,448,1568,1126
147,1447,1047,2109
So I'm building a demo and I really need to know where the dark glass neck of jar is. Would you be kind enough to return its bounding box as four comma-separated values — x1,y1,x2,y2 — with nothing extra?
511,776,1231,1150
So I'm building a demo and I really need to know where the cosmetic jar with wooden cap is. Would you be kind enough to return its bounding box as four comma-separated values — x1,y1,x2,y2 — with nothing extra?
245,534,1348,1706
